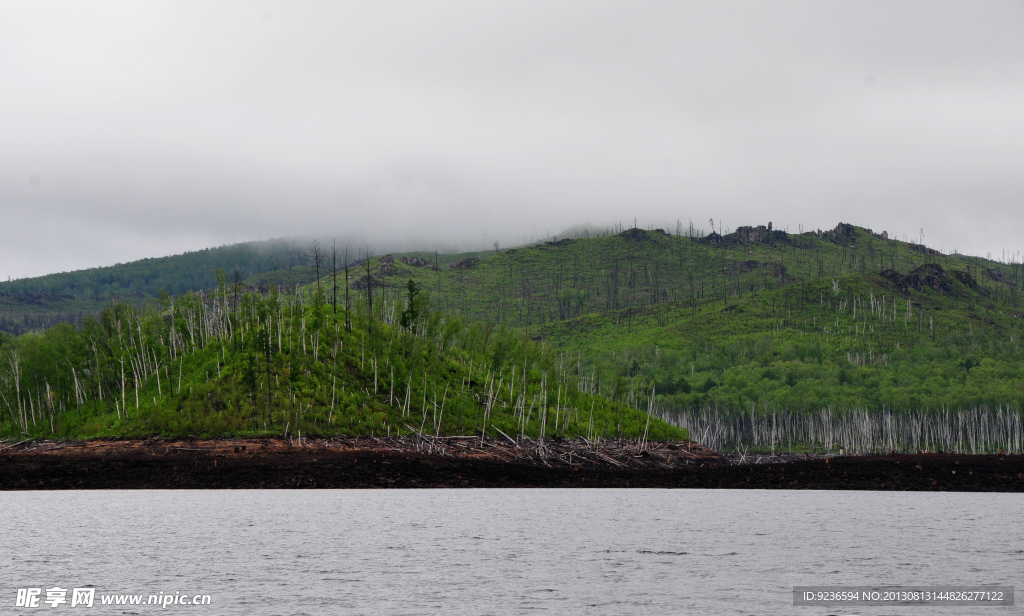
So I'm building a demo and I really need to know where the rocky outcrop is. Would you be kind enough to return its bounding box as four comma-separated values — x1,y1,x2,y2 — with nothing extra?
984,267,1008,284
696,231,724,245
535,238,576,248
952,269,989,296
731,224,789,245
881,264,988,297
350,275,382,290
908,243,941,256
730,260,761,274
728,259,787,281
449,257,480,270
762,261,788,281
399,256,437,269
881,264,954,294
618,228,668,242
814,223,857,242
376,254,396,277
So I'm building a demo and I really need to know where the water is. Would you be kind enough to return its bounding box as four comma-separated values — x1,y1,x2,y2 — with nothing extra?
1,490,1020,615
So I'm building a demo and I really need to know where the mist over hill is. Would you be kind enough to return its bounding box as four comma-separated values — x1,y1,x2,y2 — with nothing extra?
0,230,507,335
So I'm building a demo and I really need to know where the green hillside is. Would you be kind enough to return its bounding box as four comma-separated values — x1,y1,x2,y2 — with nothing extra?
0,284,683,442
342,224,1024,415
0,239,311,335
3,221,1023,450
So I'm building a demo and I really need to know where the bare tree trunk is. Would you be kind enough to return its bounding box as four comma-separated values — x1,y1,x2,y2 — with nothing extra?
307,240,323,299
344,248,352,333
331,240,338,315
365,248,373,338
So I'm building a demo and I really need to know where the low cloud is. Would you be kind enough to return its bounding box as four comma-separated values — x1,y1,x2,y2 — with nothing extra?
2,1,1022,278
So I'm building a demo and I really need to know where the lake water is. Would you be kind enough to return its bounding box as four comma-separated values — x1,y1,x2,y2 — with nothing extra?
1,489,1020,615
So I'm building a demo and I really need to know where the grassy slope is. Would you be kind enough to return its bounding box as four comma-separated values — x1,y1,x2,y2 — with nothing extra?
390,226,1022,327
535,270,1024,412
1,292,684,441
0,239,311,335
7,222,1024,432
355,225,1024,413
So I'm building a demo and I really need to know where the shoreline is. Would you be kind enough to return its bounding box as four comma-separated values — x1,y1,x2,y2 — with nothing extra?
1,438,1022,491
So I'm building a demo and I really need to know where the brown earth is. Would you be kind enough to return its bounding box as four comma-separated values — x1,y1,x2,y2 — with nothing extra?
0,438,1021,491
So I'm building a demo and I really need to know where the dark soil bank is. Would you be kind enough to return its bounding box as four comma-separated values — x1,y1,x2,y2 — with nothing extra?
1,440,1022,491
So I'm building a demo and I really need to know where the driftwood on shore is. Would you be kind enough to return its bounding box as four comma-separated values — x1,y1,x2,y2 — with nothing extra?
0,436,724,470
396,433,724,469
3,438,1023,491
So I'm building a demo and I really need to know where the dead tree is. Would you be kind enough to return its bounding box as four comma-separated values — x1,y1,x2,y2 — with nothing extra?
231,270,243,351
344,248,352,333
307,240,323,299
365,248,373,337
331,240,338,314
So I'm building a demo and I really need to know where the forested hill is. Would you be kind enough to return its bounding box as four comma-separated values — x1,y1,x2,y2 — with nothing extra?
0,283,682,442
346,223,1024,415
0,239,311,335
387,223,1023,327
3,220,1024,448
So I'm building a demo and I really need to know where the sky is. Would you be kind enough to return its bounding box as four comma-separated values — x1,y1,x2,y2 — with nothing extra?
2,1,1023,280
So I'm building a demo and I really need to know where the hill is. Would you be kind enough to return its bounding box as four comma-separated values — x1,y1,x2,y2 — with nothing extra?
4,221,1023,453
0,284,683,442
341,224,1024,418
0,238,312,335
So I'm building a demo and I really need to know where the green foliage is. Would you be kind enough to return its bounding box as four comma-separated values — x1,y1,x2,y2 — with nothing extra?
7,220,1024,436
0,286,685,441
399,279,427,333
355,224,1024,416
0,239,310,335
532,271,1024,414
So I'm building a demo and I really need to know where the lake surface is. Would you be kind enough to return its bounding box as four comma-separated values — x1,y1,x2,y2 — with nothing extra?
1,489,1020,615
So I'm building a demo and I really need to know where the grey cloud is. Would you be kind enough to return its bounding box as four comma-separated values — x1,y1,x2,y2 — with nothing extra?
1,1,1023,278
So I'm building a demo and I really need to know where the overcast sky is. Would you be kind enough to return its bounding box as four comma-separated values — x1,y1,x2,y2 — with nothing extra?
2,1,1023,279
